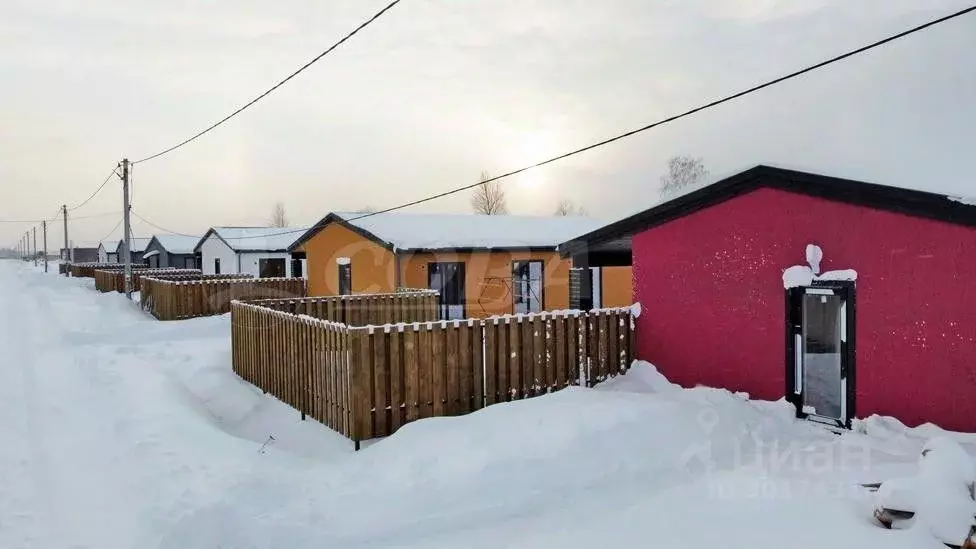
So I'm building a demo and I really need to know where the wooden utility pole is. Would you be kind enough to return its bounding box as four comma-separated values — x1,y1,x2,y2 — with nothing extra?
32,226,37,266
62,204,69,263
42,220,48,272
121,158,133,299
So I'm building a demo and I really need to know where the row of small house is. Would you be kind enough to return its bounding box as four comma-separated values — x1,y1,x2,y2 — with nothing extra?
64,212,633,319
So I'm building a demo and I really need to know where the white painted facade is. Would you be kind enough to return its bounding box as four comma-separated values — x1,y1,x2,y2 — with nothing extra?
239,252,296,278
197,233,301,278
198,233,240,275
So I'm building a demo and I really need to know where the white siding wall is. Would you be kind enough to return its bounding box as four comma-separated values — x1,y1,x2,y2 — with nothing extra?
199,234,239,275
239,252,294,278
97,246,108,263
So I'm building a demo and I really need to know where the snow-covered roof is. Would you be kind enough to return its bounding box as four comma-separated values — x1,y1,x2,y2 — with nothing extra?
151,234,200,255
99,240,119,252
116,238,151,254
207,227,301,252
318,212,605,251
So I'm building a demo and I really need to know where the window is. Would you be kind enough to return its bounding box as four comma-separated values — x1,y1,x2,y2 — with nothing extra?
513,260,544,314
291,258,304,279
259,258,286,278
214,258,221,274
428,262,465,320
338,263,352,295
184,257,196,269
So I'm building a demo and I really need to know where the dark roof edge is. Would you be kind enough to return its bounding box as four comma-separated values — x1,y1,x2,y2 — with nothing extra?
560,165,976,256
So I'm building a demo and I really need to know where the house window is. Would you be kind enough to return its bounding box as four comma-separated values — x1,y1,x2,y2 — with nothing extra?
338,263,352,295
428,262,465,320
259,258,286,278
214,258,221,274
513,260,544,314
184,257,196,269
291,258,303,279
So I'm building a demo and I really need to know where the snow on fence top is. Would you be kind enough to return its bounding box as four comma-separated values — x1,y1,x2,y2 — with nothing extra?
231,299,349,330
330,211,606,251
247,289,439,304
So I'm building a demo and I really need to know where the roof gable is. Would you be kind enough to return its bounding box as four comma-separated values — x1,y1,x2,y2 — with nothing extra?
115,237,151,254
561,165,976,255
195,226,301,253
289,211,605,252
149,234,200,254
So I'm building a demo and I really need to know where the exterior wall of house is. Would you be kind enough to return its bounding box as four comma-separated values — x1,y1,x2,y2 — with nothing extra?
169,253,197,269
239,252,295,278
300,222,397,296
144,239,169,268
399,250,572,317
98,246,108,263
632,186,976,432
199,234,239,275
600,266,633,308
107,252,118,263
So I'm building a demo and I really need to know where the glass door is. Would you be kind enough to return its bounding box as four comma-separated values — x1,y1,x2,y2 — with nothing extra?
787,284,854,428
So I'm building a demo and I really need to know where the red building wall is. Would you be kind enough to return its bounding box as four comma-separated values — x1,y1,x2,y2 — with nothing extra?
632,187,976,432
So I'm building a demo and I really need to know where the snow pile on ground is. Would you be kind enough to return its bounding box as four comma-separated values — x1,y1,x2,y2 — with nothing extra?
3,261,974,549
874,437,976,545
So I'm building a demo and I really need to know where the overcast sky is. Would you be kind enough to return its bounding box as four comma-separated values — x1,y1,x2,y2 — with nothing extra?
1,0,974,248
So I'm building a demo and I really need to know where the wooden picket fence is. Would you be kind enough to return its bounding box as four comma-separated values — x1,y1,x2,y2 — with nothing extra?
248,291,440,325
144,277,306,320
69,262,126,278
233,302,354,439
139,273,254,313
231,301,635,445
94,268,201,293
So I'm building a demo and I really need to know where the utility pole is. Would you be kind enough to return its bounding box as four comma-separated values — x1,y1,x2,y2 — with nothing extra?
121,158,133,299
62,204,69,263
42,220,48,273
32,226,37,266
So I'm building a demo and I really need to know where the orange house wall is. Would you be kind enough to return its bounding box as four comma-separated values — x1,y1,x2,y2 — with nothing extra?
600,266,633,307
299,222,396,296
399,250,571,317
300,222,603,316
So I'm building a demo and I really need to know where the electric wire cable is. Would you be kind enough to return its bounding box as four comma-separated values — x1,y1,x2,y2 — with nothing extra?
126,5,976,239
133,0,402,165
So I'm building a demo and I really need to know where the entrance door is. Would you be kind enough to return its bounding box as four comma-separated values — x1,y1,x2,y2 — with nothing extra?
428,262,465,320
786,283,855,428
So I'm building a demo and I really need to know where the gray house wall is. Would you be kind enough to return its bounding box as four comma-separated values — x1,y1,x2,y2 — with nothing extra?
144,238,198,268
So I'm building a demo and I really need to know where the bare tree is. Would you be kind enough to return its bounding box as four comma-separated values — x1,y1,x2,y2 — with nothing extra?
470,171,508,215
553,199,587,216
270,202,288,227
660,156,709,198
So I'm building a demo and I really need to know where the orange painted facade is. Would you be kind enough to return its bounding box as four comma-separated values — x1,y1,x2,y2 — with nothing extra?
600,266,633,308
398,250,572,317
297,219,632,317
298,222,396,297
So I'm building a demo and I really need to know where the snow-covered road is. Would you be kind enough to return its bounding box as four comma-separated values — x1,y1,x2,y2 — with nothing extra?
0,261,968,548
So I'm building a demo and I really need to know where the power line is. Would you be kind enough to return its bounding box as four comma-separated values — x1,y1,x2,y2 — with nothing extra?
349,3,976,223
129,210,199,237
67,164,122,211
133,0,402,165
158,3,974,241
98,218,125,242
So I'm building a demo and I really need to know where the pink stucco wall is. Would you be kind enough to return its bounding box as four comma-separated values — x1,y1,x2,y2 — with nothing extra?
632,187,976,432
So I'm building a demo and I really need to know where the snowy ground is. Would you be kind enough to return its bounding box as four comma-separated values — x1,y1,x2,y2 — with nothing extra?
1,260,972,549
